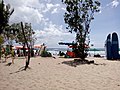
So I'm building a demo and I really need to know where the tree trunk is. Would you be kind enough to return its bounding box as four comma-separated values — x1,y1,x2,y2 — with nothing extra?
23,44,26,56
21,22,31,70
24,47,31,70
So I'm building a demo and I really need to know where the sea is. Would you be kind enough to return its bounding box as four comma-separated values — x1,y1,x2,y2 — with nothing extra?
47,48,106,57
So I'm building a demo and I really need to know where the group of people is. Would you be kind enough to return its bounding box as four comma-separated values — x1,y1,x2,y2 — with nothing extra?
1,45,15,64
0,44,47,64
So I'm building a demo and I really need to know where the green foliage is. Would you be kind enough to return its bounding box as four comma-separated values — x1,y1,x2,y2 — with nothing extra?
59,51,65,56
62,0,100,59
41,50,52,57
0,0,14,46
2,25,16,45
10,22,35,46
0,0,14,34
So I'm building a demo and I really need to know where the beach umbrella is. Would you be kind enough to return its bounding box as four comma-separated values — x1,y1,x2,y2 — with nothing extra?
34,45,41,48
15,46,23,49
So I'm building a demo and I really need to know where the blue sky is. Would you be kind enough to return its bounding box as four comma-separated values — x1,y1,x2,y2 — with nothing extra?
91,0,120,48
4,0,120,48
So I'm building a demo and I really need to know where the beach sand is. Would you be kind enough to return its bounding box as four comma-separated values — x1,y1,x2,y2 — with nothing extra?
0,56,120,90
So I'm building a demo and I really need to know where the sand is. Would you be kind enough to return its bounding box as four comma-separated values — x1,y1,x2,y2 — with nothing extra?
0,56,120,90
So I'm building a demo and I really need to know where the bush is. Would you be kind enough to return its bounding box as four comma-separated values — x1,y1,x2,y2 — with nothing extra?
41,51,52,57
59,51,65,56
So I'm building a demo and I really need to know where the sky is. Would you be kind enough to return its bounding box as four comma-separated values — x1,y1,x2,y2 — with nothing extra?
3,0,120,48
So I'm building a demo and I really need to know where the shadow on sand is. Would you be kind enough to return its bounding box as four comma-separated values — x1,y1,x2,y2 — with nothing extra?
9,66,31,74
5,62,12,66
61,59,106,67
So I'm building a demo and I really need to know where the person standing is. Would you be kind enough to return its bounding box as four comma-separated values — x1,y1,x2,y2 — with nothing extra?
5,46,9,62
10,46,15,64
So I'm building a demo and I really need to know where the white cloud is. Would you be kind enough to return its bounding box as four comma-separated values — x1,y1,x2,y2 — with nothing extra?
35,22,72,39
61,7,66,11
112,0,119,7
107,0,119,8
4,0,46,24
9,5,44,24
99,0,119,13
34,22,75,47
3,0,75,47
43,3,60,13
47,3,55,9
51,8,58,14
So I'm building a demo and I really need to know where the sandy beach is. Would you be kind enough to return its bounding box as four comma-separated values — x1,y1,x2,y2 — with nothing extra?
0,56,120,90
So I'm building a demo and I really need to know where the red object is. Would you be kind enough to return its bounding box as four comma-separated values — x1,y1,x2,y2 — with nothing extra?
15,46,23,49
66,51,76,58
15,46,28,50
34,45,41,48
68,45,77,48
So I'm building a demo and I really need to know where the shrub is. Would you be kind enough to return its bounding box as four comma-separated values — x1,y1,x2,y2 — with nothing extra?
59,51,65,56
41,50,52,57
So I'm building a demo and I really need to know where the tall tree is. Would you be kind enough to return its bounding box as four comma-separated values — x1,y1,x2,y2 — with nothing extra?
11,22,35,70
0,0,14,34
0,0,14,60
62,0,100,60
11,23,35,48
21,22,35,70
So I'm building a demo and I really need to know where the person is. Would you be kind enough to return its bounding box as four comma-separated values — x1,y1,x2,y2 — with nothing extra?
5,46,10,62
17,49,20,57
10,46,15,64
1,47,5,62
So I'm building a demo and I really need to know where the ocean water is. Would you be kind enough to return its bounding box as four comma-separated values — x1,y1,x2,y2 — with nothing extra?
47,48,67,55
47,48,106,57
88,51,105,57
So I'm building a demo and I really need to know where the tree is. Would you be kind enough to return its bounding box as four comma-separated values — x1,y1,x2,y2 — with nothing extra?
62,0,100,60
0,0,14,34
11,22,35,70
11,23,35,48
0,0,14,60
21,22,35,70
2,25,16,46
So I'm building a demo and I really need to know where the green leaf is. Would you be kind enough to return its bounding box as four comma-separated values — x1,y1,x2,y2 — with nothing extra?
62,0,101,59
95,1,100,6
